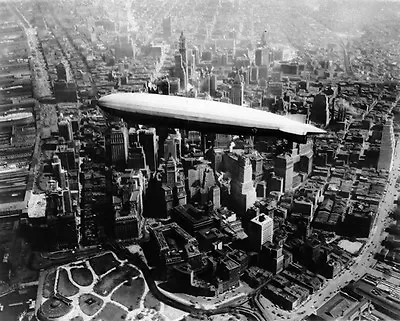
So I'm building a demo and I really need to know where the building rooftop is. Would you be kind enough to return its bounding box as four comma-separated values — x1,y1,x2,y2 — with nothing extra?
27,193,46,218
251,213,273,225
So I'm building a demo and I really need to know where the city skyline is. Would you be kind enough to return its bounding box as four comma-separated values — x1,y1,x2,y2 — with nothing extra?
1,0,400,321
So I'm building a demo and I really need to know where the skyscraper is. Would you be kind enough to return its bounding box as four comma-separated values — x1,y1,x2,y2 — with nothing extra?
127,142,147,170
192,46,200,65
230,73,244,106
180,32,188,71
58,119,73,142
114,170,145,240
164,131,182,161
378,119,395,171
310,93,330,126
255,48,269,66
250,65,259,83
200,73,211,94
174,32,189,91
106,125,129,168
210,74,217,97
165,156,179,186
248,213,274,250
138,128,158,171
175,53,187,91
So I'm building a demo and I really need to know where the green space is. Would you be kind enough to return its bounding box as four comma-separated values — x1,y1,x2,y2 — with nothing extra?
71,267,93,286
56,268,79,297
89,252,120,276
143,291,161,311
91,302,127,321
79,293,103,316
111,277,145,311
93,265,140,297
38,297,72,319
42,270,56,298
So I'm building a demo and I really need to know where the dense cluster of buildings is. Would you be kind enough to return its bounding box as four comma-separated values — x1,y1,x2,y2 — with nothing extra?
0,11,37,220
3,0,400,321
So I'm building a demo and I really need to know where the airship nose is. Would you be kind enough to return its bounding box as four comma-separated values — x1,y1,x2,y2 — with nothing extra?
98,95,113,108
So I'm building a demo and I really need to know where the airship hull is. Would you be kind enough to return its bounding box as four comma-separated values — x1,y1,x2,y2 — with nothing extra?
98,93,325,142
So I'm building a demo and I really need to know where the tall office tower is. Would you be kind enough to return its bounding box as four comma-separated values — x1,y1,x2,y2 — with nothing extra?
230,73,244,106
164,131,182,161
51,155,64,188
255,48,269,66
248,213,273,251
250,65,259,83
261,241,284,274
200,73,211,94
209,185,221,209
174,53,187,91
165,156,179,186
310,93,330,126
138,128,158,171
58,119,73,141
378,119,395,171
56,62,67,81
210,74,217,97
145,155,187,218
188,52,196,80
50,155,71,214
127,142,147,170
224,154,256,214
193,46,200,65
106,125,129,168
163,16,172,39
114,170,145,240
179,32,187,63
274,154,294,192
178,31,189,89
187,163,216,203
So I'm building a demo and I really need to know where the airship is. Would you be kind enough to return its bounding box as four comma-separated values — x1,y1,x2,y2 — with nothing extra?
98,93,325,142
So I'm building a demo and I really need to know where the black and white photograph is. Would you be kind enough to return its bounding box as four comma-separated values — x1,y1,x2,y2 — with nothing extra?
1,0,400,320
